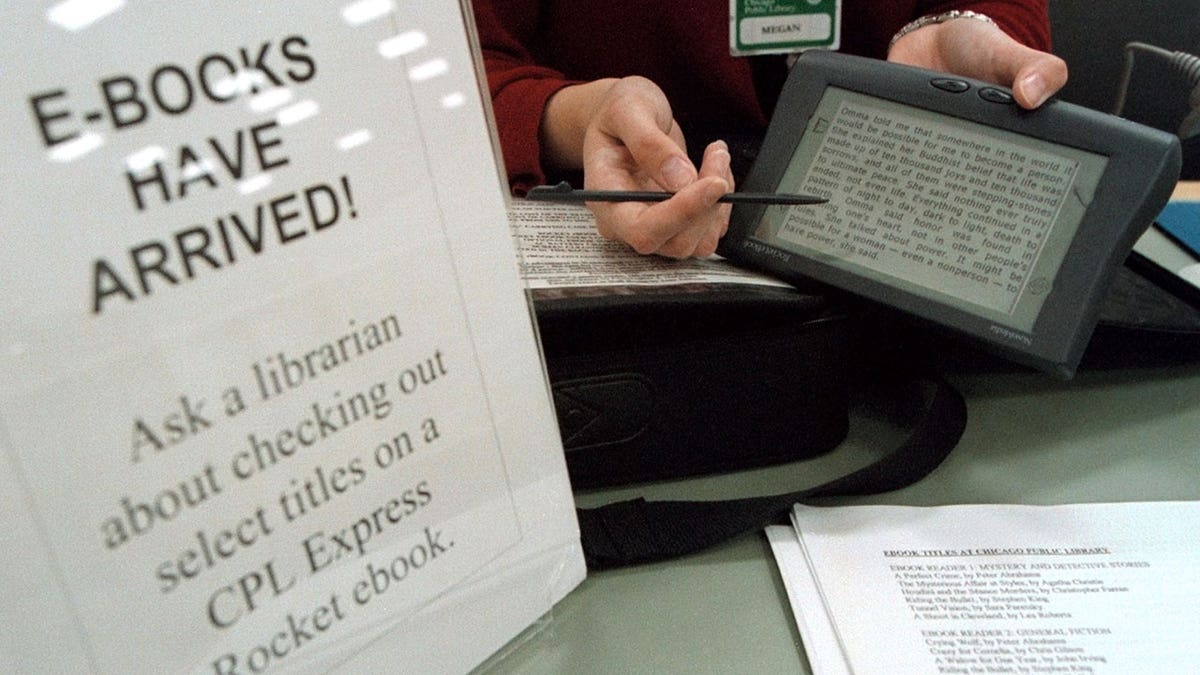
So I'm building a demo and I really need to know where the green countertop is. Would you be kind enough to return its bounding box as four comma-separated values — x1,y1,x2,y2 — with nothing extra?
487,362,1200,674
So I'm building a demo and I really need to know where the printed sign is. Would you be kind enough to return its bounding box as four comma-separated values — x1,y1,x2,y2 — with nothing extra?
0,2,582,672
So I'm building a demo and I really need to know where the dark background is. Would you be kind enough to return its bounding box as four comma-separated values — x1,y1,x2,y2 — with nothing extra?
1050,1,1200,175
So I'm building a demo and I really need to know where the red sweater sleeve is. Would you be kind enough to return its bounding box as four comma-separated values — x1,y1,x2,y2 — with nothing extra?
473,0,580,194
472,1,1052,192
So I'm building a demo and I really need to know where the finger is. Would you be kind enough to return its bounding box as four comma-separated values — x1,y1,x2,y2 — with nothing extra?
698,139,735,188
1008,52,1069,109
590,199,650,243
966,26,1068,109
653,176,730,258
889,20,1068,110
605,176,729,257
658,141,732,257
591,79,697,191
687,141,735,256
948,29,1068,109
588,140,731,256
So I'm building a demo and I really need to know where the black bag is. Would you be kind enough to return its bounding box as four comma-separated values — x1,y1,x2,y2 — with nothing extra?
535,283,848,488
532,281,968,570
1086,264,1200,368
532,254,1200,570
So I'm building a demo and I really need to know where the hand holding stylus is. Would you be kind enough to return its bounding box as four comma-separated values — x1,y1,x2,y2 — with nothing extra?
541,77,735,258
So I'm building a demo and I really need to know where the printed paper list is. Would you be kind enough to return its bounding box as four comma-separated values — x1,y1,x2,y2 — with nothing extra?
783,503,1199,675
888,550,1144,672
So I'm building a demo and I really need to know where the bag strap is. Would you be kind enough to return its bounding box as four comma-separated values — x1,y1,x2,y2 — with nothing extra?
575,372,966,570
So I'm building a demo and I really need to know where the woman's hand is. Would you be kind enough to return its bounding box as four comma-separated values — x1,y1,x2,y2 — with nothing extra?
888,15,1068,109
542,76,733,258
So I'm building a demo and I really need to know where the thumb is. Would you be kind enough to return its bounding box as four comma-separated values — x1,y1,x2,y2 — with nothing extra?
986,41,1068,109
655,153,699,192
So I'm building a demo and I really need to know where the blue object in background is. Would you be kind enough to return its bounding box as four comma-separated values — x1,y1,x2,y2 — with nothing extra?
1156,198,1200,259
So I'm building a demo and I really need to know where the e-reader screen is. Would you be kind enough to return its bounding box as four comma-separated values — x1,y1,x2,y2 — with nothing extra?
720,51,1181,376
753,86,1109,334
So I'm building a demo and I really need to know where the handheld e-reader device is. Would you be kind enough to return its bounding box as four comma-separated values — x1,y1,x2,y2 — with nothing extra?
719,51,1182,376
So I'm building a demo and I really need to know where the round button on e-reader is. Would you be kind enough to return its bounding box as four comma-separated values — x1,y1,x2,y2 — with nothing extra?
978,87,1015,104
930,77,970,93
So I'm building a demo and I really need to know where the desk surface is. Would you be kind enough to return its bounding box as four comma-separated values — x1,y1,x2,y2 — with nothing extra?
487,361,1200,673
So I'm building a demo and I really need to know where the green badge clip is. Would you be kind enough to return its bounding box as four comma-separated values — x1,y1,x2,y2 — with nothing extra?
730,0,841,56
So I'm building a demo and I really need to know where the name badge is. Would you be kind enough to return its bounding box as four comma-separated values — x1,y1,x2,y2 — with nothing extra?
730,0,841,56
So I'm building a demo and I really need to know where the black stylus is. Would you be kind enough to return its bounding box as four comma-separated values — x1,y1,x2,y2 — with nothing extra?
526,181,827,205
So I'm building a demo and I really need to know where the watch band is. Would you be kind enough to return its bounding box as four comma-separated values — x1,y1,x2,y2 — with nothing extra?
888,10,997,52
